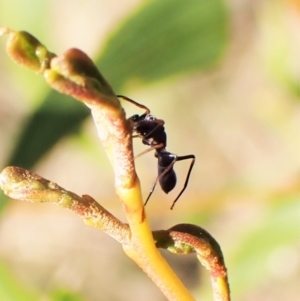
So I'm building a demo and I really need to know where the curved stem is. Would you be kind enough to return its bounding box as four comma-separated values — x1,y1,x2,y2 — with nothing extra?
154,224,231,301
0,166,130,245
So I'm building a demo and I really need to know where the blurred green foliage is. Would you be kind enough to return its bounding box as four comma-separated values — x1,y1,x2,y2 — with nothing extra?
0,261,85,301
260,0,300,98
0,261,37,301
50,289,85,301
230,197,299,297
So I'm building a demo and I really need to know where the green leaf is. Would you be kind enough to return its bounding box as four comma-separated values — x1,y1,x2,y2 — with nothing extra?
7,90,89,169
99,0,228,90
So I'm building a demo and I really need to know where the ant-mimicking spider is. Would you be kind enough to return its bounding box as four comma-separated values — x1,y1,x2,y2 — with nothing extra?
118,95,195,210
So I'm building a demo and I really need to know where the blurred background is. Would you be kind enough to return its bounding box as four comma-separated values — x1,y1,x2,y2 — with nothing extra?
0,0,299,300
